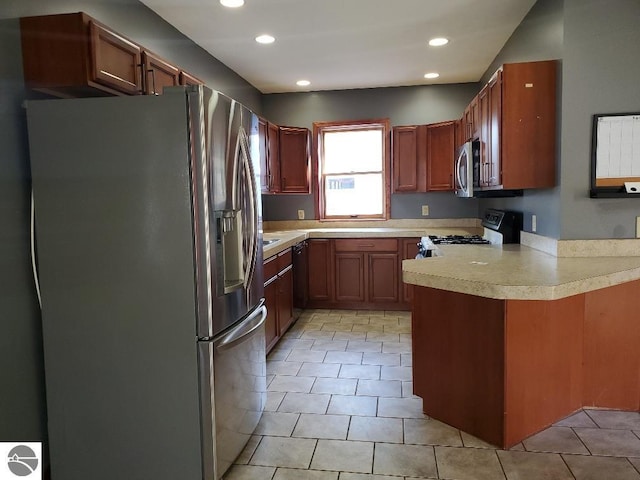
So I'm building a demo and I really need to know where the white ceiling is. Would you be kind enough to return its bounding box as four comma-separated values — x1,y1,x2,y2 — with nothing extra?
140,0,537,94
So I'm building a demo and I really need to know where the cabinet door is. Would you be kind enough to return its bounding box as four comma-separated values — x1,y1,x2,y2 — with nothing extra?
277,267,294,334
478,85,490,187
179,71,203,86
308,239,333,301
488,71,502,187
335,253,365,303
368,253,399,303
89,21,142,95
142,51,179,95
392,125,428,192
278,126,310,193
401,238,420,304
427,122,455,191
267,122,281,192
258,118,270,193
264,277,279,353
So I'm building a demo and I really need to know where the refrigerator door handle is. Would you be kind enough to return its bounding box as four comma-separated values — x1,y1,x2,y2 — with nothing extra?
238,126,258,290
216,303,266,351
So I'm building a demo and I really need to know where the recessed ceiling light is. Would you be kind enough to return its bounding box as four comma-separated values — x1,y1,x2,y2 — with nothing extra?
255,34,275,44
428,37,449,47
296,80,311,87
220,0,244,7
424,72,440,79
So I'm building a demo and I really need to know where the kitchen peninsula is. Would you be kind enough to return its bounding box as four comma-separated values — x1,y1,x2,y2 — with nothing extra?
402,240,640,448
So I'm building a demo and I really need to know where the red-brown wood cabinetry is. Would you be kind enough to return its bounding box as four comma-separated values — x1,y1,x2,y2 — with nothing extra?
307,239,333,302
426,122,455,191
21,13,142,97
20,12,202,98
392,125,426,192
278,126,311,193
392,122,454,193
141,50,179,95
308,238,406,310
400,238,420,305
263,249,294,353
460,60,557,191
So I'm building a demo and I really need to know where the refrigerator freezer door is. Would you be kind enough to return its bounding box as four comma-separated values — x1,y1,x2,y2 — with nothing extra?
209,303,267,478
204,92,263,338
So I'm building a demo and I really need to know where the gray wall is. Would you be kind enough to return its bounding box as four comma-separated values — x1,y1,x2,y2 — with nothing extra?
482,0,640,239
0,0,260,455
559,0,640,239
477,0,564,238
262,83,482,220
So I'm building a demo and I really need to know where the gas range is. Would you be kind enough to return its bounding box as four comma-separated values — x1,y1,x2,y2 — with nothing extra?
416,209,523,258
427,234,491,245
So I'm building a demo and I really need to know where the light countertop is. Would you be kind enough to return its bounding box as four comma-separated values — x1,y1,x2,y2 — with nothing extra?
262,227,481,259
402,244,640,300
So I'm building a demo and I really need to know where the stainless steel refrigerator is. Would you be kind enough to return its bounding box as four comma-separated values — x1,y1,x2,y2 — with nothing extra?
26,86,266,480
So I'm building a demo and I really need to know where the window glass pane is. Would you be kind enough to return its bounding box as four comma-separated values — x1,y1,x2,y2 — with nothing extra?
324,173,383,216
323,129,383,174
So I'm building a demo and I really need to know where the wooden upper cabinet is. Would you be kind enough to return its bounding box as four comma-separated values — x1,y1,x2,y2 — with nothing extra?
20,12,200,99
141,51,179,95
478,85,490,188
267,122,281,192
427,121,455,191
278,126,310,193
258,118,270,193
20,13,143,97
463,95,480,141
460,60,557,192
500,60,557,190
179,71,204,86
392,125,427,192
487,70,502,187
90,21,142,95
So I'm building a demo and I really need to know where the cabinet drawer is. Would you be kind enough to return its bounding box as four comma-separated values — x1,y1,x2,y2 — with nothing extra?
277,249,292,272
334,238,398,252
264,255,278,282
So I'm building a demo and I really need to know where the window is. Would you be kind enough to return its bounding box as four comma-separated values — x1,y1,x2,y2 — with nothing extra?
313,119,390,220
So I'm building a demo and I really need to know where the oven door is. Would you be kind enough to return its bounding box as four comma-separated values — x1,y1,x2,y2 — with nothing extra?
455,142,474,197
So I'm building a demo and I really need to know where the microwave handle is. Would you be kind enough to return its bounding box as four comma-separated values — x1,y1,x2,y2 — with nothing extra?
455,149,465,193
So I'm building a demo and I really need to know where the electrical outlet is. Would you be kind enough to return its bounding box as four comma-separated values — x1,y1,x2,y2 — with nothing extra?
297,209,305,220
636,217,640,238
531,214,537,232
421,205,429,216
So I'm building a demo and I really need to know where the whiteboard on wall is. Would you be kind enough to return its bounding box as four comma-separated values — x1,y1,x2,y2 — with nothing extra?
591,113,640,196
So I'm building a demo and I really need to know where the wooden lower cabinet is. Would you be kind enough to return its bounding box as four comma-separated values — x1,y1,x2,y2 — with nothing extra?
308,239,333,302
412,280,640,448
263,250,294,353
401,238,420,305
264,277,279,352
368,253,399,303
307,238,408,311
277,267,294,333
335,253,365,302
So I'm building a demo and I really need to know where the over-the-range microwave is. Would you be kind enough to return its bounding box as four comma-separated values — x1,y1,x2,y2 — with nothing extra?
454,140,480,198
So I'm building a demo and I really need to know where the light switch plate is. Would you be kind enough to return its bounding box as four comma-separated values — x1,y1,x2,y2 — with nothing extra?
297,209,305,220
636,217,640,238
421,205,429,216
531,214,537,232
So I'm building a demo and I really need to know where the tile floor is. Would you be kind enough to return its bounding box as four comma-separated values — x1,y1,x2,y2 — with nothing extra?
224,309,640,480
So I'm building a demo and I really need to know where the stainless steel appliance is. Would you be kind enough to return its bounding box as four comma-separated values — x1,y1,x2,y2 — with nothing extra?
454,140,480,198
26,86,265,480
417,209,523,257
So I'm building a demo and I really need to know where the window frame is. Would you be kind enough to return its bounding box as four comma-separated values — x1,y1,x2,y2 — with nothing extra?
312,118,391,221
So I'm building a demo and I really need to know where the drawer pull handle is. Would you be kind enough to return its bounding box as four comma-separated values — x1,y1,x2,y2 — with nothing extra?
359,244,375,247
